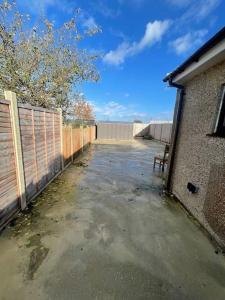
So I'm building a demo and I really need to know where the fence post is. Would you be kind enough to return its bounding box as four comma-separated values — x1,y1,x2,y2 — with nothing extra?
58,108,64,170
5,91,27,210
80,125,84,152
70,125,73,162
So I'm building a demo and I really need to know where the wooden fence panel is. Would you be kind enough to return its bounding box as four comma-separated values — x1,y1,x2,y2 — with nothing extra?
83,127,87,146
72,128,81,154
83,127,89,146
18,107,37,200
91,126,96,142
45,111,55,181
33,110,47,191
0,100,19,226
54,113,61,174
63,126,72,166
85,127,89,145
88,127,92,143
1,96,95,229
63,126,95,165
18,105,61,201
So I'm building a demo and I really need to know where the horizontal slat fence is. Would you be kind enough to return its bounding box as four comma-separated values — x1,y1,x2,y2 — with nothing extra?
18,104,61,201
63,126,72,166
0,100,19,228
72,128,82,154
63,126,96,167
0,92,96,229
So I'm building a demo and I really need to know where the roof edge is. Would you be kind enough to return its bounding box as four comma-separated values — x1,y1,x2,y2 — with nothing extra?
163,26,225,83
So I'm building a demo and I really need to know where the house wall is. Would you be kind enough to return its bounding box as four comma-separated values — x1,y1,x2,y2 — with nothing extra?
170,59,225,246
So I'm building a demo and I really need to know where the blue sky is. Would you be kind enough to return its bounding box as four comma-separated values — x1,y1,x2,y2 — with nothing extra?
17,0,225,122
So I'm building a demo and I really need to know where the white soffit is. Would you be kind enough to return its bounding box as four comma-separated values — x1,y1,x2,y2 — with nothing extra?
174,39,225,84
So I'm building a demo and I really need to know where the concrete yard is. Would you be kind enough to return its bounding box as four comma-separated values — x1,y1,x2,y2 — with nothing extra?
0,140,225,300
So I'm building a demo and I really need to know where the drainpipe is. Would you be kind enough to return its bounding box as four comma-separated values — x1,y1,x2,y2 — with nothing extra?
166,78,185,192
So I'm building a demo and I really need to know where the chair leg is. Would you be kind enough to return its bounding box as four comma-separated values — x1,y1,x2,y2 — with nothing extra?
153,158,156,169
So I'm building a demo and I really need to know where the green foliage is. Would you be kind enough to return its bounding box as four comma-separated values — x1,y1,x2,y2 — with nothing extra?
0,0,100,112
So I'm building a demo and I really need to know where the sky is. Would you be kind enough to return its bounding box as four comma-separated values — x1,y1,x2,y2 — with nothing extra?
17,0,225,122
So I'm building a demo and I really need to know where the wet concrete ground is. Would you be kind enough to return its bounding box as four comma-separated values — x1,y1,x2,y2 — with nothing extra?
0,140,225,300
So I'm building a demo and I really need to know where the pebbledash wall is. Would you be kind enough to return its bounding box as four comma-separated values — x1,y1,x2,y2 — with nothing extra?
170,59,225,246
0,91,96,229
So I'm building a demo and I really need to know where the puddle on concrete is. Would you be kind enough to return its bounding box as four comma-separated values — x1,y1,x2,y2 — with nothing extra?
0,141,225,300
8,150,93,236
0,148,93,284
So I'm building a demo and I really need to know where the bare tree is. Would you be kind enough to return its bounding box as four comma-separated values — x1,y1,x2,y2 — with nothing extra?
74,95,95,121
0,1,100,113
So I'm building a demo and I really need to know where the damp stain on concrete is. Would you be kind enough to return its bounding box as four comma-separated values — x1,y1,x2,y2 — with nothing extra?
25,233,49,280
0,140,225,300
28,245,49,280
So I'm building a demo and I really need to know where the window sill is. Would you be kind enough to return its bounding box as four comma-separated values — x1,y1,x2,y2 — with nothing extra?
206,133,225,138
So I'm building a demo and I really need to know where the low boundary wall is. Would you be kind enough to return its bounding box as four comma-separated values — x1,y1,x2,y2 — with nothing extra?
149,123,172,143
96,122,172,143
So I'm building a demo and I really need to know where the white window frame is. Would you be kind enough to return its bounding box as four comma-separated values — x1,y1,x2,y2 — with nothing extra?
214,85,225,136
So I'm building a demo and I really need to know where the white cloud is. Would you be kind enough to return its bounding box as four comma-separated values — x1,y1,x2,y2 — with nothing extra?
138,20,172,50
196,0,220,19
92,101,147,121
103,42,131,66
170,29,208,55
150,111,174,121
17,0,54,14
83,17,98,30
179,0,220,22
167,0,193,7
17,0,75,15
94,101,126,117
103,20,171,65
91,0,121,18
167,0,220,15
167,0,220,56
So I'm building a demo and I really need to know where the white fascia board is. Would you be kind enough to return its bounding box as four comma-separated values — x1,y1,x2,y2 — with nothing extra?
173,39,225,85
